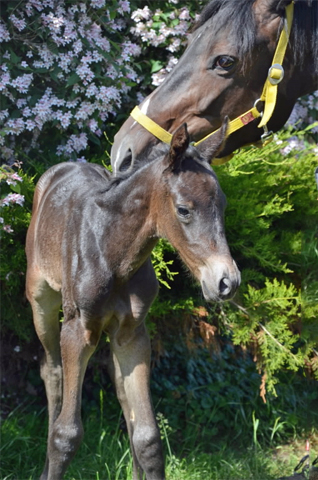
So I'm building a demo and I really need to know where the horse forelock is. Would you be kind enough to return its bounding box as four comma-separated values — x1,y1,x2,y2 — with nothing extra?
193,0,256,63
194,0,318,73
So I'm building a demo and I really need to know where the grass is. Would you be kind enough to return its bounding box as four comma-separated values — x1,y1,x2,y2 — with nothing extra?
1,399,317,480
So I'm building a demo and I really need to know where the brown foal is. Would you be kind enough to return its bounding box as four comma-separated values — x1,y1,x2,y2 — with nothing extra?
26,121,240,480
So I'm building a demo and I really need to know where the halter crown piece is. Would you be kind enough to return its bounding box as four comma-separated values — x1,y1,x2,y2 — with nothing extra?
130,2,294,165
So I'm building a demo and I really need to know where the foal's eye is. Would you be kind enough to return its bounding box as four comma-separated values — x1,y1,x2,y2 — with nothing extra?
176,205,192,223
177,206,190,216
213,55,236,71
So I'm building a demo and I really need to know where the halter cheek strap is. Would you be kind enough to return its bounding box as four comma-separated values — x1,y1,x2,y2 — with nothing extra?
130,2,294,163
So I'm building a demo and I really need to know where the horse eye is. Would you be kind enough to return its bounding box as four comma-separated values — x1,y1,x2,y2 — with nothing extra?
214,56,236,71
177,206,191,218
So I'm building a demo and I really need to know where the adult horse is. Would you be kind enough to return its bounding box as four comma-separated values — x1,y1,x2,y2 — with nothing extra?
111,0,318,172
26,120,240,480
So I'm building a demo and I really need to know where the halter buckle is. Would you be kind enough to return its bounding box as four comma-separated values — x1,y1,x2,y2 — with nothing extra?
268,64,284,85
261,124,273,145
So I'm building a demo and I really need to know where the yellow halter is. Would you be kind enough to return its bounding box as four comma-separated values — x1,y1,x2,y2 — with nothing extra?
130,3,294,165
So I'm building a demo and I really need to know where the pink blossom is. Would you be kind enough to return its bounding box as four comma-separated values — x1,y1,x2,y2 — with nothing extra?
3,225,14,233
179,9,191,21
167,38,181,53
88,119,98,132
22,107,32,118
5,118,25,135
131,7,151,22
91,0,105,8
16,99,27,109
9,14,27,31
74,102,95,121
0,110,9,122
280,137,306,156
85,83,98,98
76,62,95,84
6,173,23,186
1,193,25,207
0,73,11,92
25,119,36,131
118,1,130,14
73,39,83,55
26,0,45,13
0,22,11,42
11,74,33,94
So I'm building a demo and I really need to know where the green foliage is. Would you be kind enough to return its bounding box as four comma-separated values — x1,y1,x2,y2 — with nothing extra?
152,239,179,289
210,128,318,393
0,163,35,341
1,389,317,479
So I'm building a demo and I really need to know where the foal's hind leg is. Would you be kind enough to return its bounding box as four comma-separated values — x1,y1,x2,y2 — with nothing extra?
26,273,62,480
46,312,102,479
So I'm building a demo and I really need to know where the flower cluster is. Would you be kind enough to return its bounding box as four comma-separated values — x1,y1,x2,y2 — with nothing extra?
130,4,197,86
0,0,141,162
0,164,25,234
286,91,318,134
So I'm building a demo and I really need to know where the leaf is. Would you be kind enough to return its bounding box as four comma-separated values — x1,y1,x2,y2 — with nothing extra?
88,133,101,146
150,60,164,73
66,73,81,87
10,50,21,64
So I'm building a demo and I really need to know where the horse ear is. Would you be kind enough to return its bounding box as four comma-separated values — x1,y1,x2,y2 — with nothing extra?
254,0,293,15
167,123,190,171
195,117,229,163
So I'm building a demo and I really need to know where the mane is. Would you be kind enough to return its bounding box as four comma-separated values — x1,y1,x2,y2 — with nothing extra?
102,143,171,193
194,0,318,73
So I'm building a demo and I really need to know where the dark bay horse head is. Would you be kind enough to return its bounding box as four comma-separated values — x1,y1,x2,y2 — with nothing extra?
111,0,318,172
26,118,239,480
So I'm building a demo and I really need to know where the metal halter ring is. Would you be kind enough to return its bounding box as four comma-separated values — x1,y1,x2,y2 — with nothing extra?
254,98,264,116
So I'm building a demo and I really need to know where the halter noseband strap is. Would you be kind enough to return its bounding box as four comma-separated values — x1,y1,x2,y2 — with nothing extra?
130,2,294,163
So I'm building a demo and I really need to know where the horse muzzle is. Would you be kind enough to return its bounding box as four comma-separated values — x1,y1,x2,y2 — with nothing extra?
199,256,241,302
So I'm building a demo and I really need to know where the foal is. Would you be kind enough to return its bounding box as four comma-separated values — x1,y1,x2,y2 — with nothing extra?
26,121,240,480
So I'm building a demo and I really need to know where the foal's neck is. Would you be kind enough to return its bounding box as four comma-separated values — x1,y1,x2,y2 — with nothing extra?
103,160,162,278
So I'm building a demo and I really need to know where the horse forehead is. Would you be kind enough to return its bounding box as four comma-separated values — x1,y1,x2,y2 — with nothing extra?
190,19,237,55
169,167,221,199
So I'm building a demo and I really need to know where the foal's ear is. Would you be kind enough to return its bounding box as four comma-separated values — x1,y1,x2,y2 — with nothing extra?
195,116,229,164
168,123,190,171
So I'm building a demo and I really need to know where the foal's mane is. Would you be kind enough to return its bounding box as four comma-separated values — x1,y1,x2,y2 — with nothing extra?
104,143,206,192
194,0,318,73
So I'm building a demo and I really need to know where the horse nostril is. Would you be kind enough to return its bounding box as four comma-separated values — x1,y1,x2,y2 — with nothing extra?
219,277,231,296
119,149,133,172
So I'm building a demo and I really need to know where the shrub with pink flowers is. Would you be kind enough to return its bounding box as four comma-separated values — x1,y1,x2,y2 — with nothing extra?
0,0,206,347
0,0,140,164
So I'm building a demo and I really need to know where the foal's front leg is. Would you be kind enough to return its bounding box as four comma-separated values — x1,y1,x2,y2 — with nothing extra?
111,322,165,480
47,313,102,480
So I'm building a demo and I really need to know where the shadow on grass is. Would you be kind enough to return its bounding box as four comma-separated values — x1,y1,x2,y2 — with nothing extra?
1,402,317,480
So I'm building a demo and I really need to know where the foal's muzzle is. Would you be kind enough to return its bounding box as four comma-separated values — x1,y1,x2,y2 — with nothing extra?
200,256,241,302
